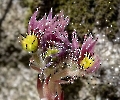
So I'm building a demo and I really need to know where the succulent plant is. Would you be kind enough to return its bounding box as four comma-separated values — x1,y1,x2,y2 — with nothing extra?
20,8,100,100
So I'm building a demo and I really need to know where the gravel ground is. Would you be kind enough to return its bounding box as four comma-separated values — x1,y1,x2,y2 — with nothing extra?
0,0,120,100
0,0,39,100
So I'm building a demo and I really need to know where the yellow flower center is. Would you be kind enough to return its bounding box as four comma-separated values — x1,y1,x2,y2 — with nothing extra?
21,34,38,53
45,48,59,58
80,53,94,69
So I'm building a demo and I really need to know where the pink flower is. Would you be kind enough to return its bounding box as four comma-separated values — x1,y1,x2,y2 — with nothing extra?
78,35,100,73
28,8,70,49
27,8,72,67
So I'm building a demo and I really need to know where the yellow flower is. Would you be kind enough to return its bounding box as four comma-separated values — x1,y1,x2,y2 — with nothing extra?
80,53,94,69
45,48,59,58
21,33,38,53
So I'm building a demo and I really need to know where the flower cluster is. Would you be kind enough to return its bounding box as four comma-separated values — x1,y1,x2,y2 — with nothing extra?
20,8,100,100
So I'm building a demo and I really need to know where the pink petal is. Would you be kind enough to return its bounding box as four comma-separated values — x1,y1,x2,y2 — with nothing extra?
87,38,98,55
80,36,97,58
28,9,39,33
72,31,79,50
81,36,92,54
37,14,47,32
47,8,52,20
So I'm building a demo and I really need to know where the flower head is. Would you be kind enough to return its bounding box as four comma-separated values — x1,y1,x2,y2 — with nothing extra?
28,8,70,50
25,8,72,68
21,33,38,53
78,35,100,73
